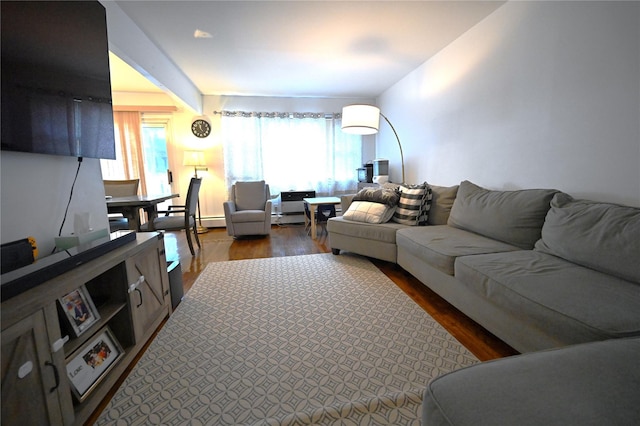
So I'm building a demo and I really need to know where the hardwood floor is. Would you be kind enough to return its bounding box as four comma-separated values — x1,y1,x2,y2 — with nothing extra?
164,224,518,361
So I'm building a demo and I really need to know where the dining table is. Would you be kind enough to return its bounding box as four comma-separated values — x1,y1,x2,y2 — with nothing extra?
303,196,341,240
106,193,179,231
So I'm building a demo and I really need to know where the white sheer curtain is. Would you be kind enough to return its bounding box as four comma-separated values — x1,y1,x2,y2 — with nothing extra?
220,112,362,196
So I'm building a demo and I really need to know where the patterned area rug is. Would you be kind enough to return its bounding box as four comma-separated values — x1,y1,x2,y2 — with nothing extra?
97,253,478,425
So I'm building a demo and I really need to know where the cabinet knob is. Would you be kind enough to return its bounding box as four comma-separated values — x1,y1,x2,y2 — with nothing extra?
128,275,145,293
18,361,33,379
51,335,69,353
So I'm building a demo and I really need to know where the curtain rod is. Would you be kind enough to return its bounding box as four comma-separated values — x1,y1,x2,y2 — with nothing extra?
212,111,342,119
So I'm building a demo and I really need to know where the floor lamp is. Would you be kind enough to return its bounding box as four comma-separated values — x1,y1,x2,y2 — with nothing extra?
183,150,209,234
341,104,405,184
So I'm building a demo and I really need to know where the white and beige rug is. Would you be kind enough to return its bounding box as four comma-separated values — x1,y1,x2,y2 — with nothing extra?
97,253,478,425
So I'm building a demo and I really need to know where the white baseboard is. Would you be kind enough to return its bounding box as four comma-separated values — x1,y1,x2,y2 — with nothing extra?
198,213,306,229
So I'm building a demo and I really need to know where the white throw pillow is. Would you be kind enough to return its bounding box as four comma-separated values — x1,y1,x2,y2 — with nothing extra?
343,201,396,224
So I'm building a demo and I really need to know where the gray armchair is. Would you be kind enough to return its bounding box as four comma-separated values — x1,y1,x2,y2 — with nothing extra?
223,181,272,237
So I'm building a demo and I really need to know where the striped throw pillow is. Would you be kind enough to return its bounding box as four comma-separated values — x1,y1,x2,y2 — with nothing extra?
392,183,432,226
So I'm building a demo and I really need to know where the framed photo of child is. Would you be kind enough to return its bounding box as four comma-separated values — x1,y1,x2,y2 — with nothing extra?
58,285,100,337
66,327,124,401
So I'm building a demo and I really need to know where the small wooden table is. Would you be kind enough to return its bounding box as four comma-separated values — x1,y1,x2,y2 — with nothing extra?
303,197,341,240
106,194,179,231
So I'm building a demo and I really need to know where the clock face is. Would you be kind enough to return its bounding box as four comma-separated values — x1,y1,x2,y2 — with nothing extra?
191,119,211,138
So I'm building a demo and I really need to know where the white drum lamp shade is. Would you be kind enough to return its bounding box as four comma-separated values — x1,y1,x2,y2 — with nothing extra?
341,105,380,135
341,104,405,184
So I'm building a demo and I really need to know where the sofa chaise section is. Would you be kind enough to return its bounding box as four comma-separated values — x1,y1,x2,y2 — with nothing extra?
423,337,640,426
327,216,405,263
328,184,458,263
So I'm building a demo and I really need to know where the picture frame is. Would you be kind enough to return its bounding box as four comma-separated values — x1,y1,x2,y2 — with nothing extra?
58,285,101,337
66,327,124,402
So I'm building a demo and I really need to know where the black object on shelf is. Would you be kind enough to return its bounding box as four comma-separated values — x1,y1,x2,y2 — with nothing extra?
1,237,38,274
1,231,137,302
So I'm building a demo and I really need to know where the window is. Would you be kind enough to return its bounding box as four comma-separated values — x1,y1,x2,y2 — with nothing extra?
220,112,362,196
140,119,171,197
100,113,173,210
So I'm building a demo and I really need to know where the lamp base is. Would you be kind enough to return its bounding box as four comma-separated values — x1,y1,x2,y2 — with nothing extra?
196,225,209,234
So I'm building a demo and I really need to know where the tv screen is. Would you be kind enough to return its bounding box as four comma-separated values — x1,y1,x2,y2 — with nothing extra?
1,1,116,159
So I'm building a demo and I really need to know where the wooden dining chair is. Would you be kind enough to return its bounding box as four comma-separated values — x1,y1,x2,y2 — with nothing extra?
142,178,202,256
104,179,140,231
103,179,140,197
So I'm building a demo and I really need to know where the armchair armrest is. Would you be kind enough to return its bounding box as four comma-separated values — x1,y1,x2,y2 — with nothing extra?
223,200,237,216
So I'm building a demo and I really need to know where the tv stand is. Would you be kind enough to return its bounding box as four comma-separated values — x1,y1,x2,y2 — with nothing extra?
1,232,171,425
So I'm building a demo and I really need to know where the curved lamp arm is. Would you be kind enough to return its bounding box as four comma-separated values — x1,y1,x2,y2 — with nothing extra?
379,113,405,184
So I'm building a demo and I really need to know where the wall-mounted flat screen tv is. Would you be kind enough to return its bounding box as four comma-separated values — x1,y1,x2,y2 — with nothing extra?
1,1,116,160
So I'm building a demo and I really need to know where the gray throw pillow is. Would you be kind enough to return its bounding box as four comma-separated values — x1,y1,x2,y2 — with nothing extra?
428,184,459,225
352,187,400,207
448,180,559,249
535,193,640,283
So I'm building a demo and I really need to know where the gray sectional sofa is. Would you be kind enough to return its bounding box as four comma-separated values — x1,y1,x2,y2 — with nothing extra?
329,180,640,352
328,180,640,425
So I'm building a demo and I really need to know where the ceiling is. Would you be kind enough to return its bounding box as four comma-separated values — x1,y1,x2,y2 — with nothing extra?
109,1,504,98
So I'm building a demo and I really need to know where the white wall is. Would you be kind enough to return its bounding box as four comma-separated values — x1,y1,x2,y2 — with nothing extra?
1,152,110,255
377,1,639,206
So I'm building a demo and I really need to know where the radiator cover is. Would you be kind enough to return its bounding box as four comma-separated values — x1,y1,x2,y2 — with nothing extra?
280,190,315,214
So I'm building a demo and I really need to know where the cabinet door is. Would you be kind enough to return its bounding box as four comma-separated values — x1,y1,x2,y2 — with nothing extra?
1,310,65,425
126,242,170,342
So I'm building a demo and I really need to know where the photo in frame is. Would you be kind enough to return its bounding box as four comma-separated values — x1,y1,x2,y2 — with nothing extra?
66,327,124,402
58,285,100,337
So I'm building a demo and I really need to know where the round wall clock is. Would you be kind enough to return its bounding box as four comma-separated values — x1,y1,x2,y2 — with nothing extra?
191,119,211,138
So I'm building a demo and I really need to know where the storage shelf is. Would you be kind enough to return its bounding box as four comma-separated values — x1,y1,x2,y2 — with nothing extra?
1,232,170,426
64,302,128,357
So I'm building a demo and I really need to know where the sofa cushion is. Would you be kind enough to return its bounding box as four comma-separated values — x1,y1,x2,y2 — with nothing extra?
392,182,432,226
448,180,559,249
231,210,268,223
428,184,459,225
535,193,640,283
396,226,521,276
423,337,640,426
342,201,396,224
455,250,640,341
340,194,356,212
234,180,267,211
327,216,406,244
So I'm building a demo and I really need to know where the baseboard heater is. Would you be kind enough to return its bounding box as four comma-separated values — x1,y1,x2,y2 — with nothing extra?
280,190,315,214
